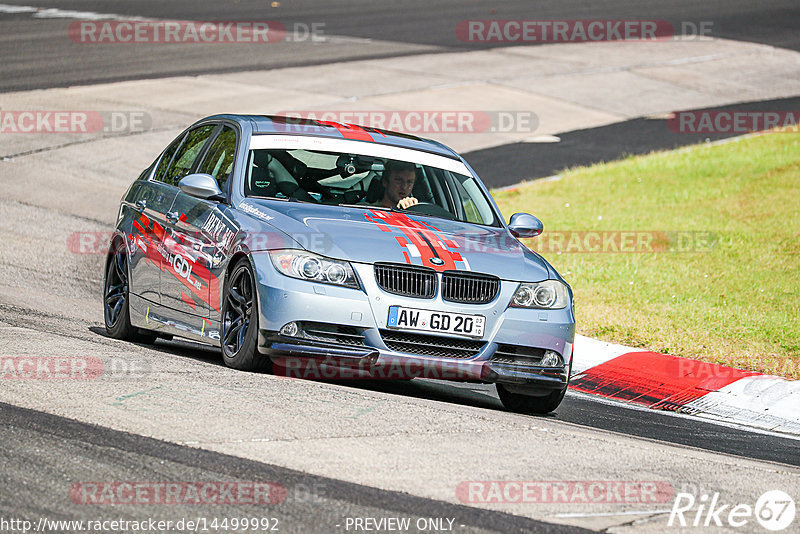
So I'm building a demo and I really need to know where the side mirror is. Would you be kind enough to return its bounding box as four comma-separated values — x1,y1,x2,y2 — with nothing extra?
508,212,543,238
178,173,223,200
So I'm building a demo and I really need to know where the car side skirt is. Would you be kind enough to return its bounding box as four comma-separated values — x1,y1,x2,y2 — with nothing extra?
129,293,222,347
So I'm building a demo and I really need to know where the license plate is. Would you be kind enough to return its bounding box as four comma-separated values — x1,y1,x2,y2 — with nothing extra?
387,306,485,338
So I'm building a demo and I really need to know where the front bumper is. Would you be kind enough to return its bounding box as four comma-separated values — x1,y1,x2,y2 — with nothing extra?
251,253,574,390
259,329,569,388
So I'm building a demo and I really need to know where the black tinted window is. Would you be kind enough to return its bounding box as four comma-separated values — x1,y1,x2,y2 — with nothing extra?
153,134,184,183
197,126,237,190
161,125,215,186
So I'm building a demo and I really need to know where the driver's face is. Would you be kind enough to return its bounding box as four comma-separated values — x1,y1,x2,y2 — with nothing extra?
384,169,416,204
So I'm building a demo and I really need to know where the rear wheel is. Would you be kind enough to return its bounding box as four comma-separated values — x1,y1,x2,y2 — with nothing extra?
220,258,271,371
103,240,156,344
497,384,566,415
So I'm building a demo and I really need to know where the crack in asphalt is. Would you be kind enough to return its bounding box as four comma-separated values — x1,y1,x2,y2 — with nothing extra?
0,260,102,285
179,425,552,446
0,125,181,160
599,510,673,533
0,197,113,226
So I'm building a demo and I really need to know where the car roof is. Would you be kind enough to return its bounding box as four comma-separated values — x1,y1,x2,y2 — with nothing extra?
202,114,462,160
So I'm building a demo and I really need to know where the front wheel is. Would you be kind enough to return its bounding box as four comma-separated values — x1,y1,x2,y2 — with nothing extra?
103,240,156,344
220,258,271,371
497,384,566,414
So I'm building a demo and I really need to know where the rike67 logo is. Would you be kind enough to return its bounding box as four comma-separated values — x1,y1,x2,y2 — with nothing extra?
669,490,795,531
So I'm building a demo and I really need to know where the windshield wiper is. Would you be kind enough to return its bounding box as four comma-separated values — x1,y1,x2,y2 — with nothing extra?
247,195,289,201
337,202,458,222
248,195,318,205
337,204,412,215
337,203,387,210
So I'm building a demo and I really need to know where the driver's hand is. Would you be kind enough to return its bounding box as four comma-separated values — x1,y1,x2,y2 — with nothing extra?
397,197,419,209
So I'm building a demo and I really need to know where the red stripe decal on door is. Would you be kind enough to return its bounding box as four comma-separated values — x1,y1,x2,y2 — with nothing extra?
180,291,197,310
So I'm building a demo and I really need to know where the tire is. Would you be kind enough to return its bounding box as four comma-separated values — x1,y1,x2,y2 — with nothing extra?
220,257,271,371
103,239,157,344
497,384,566,415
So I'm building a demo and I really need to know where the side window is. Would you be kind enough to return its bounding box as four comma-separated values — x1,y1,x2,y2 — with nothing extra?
153,134,185,183
453,178,480,223
161,125,216,186
137,165,152,181
197,126,237,190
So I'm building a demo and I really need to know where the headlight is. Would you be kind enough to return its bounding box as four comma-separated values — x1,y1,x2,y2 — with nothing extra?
510,280,569,309
269,249,360,289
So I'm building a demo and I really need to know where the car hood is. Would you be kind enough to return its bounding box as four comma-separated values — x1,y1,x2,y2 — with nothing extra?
241,199,551,281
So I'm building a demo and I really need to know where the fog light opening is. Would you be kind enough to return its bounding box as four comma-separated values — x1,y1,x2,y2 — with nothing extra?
280,322,300,337
541,350,561,367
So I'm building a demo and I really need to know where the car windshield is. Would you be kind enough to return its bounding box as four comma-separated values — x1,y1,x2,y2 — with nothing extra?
244,147,499,226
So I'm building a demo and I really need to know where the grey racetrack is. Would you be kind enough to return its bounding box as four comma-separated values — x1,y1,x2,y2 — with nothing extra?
1,1,799,532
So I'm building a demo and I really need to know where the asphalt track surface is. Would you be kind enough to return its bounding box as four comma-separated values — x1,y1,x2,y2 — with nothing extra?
345,379,800,467
0,402,586,534
465,96,800,187
0,334,798,532
1,0,799,92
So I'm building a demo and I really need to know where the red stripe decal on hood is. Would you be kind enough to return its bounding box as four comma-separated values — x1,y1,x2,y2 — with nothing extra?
365,209,467,271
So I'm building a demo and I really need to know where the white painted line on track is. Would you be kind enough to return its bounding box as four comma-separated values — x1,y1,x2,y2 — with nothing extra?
524,135,561,143
571,334,634,374
0,3,148,20
555,509,671,518
0,2,372,43
683,376,800,435
0,3,34,13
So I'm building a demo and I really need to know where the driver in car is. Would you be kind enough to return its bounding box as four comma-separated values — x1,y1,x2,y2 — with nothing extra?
379,160,419,209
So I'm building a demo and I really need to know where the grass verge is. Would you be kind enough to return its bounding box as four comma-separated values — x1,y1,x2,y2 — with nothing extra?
492,132,799,379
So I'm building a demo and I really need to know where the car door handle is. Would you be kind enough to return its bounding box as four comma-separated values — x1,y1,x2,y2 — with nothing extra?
166,211,180,223
134,199,146,212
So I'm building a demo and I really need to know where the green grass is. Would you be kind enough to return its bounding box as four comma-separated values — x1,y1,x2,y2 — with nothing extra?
492,133,800,378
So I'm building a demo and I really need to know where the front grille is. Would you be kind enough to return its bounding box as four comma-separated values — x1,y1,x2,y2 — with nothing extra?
374,263,436,298
380,330,485,359
441,271,500,304
300,322,366,346
491,344,545,365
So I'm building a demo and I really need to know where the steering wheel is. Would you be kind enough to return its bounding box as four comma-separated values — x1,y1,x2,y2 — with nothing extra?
401,202,456,220
343,189,367,204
